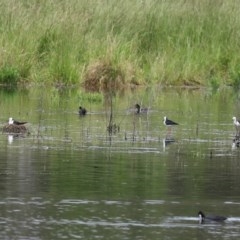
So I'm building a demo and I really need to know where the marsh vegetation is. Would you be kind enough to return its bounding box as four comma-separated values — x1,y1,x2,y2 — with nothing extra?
1,0,240,89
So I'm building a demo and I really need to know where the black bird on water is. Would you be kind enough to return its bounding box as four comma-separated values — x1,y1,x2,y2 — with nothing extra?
135,103,149,114
79,106,87,116
198,211,227,224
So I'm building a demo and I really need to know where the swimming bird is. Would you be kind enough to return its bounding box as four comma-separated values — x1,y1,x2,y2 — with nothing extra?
8,117,27,125
163,116,178,126
135,104,149,114
198,211,227,224
79,106,87,116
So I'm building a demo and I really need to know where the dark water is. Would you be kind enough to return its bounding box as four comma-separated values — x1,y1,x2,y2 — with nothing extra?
0,86,240,239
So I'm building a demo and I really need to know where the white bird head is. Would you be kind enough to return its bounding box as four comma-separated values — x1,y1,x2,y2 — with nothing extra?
8,117,14,125
163,116,167,125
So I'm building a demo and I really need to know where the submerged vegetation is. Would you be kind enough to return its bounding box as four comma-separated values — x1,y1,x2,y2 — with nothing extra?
1,0,240,88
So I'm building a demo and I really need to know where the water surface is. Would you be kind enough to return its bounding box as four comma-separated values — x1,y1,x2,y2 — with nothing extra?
0,86,240,239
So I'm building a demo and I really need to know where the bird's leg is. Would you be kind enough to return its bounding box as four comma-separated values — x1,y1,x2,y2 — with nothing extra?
235,126,239,137
166,127,172,138
168,126,172,134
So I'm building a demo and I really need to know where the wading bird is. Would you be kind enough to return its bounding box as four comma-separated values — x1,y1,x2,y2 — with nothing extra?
163,116,178,126
232,116,240,136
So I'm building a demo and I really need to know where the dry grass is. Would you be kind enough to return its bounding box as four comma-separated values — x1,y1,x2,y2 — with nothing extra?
83,60,125,92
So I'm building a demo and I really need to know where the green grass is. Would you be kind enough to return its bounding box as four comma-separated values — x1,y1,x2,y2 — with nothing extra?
1,0,240,88
0,65,20,85
77,91,103,103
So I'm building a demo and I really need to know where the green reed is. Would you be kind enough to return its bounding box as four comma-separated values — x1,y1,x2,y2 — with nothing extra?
1,0,240,87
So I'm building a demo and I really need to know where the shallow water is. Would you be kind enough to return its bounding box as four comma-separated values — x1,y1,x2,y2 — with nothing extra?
0,86,240,239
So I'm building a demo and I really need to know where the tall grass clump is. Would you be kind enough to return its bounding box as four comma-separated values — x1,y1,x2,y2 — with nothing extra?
0,66,20,86
1,0,240,87
83,60,125,92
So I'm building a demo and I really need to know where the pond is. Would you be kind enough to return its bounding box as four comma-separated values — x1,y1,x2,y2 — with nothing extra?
0,86,240,239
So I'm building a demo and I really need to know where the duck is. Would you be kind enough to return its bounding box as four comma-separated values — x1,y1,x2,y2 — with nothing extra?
79,106,87,116
163,116,178,126
135,104,149,114
8,117,27,125
198,211,227,224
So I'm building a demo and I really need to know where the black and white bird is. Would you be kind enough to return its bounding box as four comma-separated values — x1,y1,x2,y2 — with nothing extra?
79,106,87,116
198,211,227,224
135,104,149,114
233,116,240,127
232,116,240,136
163,116,178,126
8,117,27,125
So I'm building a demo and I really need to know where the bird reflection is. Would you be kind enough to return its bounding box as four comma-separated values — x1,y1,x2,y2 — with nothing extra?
163,137,175,149
7,134,25,144
8,135,14,144
232,135,240,149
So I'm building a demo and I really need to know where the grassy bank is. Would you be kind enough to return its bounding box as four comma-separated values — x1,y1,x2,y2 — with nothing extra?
1,0,240,88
